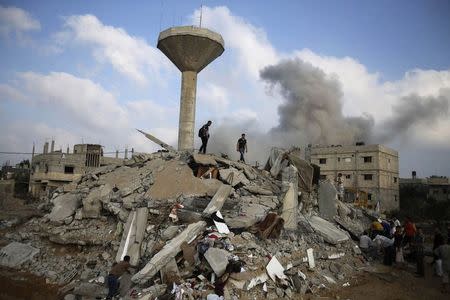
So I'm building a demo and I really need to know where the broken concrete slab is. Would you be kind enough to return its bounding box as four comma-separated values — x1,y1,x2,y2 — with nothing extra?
281,182,298,230
204,247,230,277
192,153,218,166
114,207,148,266
48,193,81,224
203,184,233,215
82,184,112,218
224,215,260,229
0,242,40,268
219,167,249,187
116,211,137,263
137,128,176,152
244,185,273,195
287,153,313,192
135,207,149,244
146,161,213,200
132,221,207,284
318,180,338,220
161,226,180,241
333,216,364,239
308,215,349,244
270,151,288,178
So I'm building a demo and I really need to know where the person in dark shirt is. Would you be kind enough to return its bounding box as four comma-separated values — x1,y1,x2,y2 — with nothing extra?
198,121,212,154
236,133,248,163
106,255,131,300
415,229,425,277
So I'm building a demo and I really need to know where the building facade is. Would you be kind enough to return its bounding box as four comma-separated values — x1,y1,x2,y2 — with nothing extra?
30,141,125,198
308,144,399,212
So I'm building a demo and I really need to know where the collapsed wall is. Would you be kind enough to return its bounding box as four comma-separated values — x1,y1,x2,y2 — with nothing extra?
0,148,374,299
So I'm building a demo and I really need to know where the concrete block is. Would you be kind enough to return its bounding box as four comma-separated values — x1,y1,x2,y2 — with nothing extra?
308,215,349,244
287,154,314,191
192,153,218,166
204,247,230,277
281,182,298,230
0,242,39,268
48,193,81,224
203,184,233,215
132,221,206,284
219,167,249,187
318,180,337,219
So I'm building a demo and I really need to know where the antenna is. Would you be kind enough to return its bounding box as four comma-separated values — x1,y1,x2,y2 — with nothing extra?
199,4,203,28
159,0,164,31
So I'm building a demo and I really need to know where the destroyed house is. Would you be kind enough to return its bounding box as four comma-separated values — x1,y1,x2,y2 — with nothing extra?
30,141,125,197
308,143,399,212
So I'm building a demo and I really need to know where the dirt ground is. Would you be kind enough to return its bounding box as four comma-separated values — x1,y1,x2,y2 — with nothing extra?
0,267,60,300
321,258,448,300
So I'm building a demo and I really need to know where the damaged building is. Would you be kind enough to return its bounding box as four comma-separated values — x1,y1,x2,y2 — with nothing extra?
29,141,126,198
307,143,399,212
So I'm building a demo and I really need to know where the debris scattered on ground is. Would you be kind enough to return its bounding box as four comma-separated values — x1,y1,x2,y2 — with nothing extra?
0,148,376,299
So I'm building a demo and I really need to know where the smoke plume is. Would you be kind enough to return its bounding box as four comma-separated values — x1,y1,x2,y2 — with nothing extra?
260,58,374,145
376,88,450,143
207,58,449,165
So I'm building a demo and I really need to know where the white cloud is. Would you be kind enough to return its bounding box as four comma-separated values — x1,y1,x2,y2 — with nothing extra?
191,6,278,78
0,5,41,38
57,14,170,85
0,71,180,157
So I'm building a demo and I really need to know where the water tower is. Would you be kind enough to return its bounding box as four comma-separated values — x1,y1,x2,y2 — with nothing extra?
157,26,224,151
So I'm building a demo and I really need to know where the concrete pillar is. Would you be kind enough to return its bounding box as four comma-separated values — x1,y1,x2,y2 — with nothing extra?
131,148,134,158
115,150,119,158
124,148,128,159
32,144,35,158
178,71,197,151
50,140,55,153
66,146,70,154
43,142,49,154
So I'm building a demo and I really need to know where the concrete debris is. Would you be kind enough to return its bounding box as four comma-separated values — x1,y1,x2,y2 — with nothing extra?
318,180,338,219
0,242,39,268
48,193,81,224
3,148,375,299
192,153,218,166
219,167,249,187
203,184,233,215
281,182,298,230
307,248,315,269
132,221,206,284
204,247,231,277
266,256,287,282
137,128,176,152
308,215,349,244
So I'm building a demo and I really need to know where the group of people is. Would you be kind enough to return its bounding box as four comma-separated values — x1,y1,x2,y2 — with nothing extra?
359,218,450,293
198,121,248,163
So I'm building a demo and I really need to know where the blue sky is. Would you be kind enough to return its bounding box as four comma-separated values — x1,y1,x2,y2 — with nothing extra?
0,0,449,177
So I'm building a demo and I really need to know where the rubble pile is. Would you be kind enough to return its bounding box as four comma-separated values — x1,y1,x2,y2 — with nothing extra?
0,148,375,299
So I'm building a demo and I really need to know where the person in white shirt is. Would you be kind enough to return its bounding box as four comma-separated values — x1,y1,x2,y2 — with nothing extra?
360,231,376,259
373,234,395,265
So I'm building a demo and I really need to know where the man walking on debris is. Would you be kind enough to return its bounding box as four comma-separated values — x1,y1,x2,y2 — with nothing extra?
106,255,131,300
198,120,212,154
435,237,450,293
236,133,248,163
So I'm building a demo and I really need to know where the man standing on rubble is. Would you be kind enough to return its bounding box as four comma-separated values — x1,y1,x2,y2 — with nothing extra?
236,133,248,163
106,255,131,300
198,120,212,154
